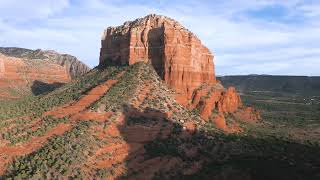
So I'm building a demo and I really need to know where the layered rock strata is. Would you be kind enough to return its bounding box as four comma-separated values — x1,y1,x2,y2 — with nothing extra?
0,54,71,98
99,14,215,98
0,47,90,78
99,14,260,128
0,47,90,98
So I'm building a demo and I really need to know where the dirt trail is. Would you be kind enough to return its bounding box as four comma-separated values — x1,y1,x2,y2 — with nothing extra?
1,118,41,133
1,74,177,178
45,79,118,118
0,71,130,177
131,82,151,108
85,141,144,172
0,92,18,99
0,72,126,176
70,111,113,122
0,123,71,175
45,71,125,120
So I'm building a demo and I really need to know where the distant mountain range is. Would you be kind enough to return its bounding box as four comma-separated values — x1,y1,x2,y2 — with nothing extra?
0,47,90,78
0,47,90,98
218,75,320,95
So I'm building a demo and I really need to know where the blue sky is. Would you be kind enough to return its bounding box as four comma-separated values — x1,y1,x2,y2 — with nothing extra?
0,0,319,75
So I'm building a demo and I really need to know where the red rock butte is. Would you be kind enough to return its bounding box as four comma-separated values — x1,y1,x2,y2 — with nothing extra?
99,14,215,98
99,14,260,125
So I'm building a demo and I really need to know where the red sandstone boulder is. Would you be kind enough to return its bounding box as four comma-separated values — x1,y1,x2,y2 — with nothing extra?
212,113,227,130
183,121,197,133
198,90,223,120
191,85,242,120
235,107,261,122
217,87,242,113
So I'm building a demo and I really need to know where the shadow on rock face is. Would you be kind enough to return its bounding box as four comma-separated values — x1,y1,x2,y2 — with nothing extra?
113,104,320,180
148,27,165,79
114,104,184,179
1,103,319,179
31,80,65,96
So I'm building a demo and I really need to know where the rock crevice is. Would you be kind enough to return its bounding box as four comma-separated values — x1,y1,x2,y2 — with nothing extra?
99,14,260,128
100,14,215,98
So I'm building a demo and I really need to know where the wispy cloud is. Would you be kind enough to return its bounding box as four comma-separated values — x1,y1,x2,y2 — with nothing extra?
0,0,319,75
0,0,69,21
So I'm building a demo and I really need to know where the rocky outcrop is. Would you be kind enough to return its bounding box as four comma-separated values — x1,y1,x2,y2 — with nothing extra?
0,53,72,98
0,47,90,78
217,87,242,113
99,14,260,129
192,85,260,122
212,113,227,130
0,47,90,98
235,107,261,122
99,14,216,98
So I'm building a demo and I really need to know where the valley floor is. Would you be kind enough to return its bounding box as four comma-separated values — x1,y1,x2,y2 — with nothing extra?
241,91,320,143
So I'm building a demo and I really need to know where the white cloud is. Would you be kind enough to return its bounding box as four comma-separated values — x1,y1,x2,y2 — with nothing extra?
298,3,320,17
0,0,319,75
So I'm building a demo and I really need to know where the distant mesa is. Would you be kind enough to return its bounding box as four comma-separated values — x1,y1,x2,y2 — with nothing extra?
0,47,90,78
99,14,260,130
0,47,90,99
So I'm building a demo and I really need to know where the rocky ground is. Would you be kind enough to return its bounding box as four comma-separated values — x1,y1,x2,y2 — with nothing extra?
0,63,319,179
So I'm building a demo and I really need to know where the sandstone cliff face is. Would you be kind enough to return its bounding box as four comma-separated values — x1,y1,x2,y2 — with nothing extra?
0,47,90,78
99,14,260,129
0,53,71,98
217,87,242,113
0,48,90,98
99,14,215,98
191,85,260,123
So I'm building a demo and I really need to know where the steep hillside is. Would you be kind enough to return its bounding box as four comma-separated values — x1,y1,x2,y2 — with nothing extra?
99,14,260,127
0,47,90,99
0,63,319,179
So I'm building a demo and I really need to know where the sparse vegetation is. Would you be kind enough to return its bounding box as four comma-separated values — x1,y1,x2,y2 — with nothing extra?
91,62,159,111
4,120,101,179
1,115,68,145
0,66,124,120
1,63,319,179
